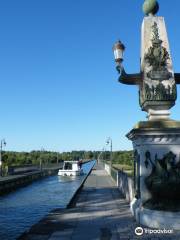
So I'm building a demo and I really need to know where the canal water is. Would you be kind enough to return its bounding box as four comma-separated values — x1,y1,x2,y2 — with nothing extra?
0,160,95,240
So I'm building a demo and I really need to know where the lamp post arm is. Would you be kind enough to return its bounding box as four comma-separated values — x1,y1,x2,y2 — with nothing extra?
117,66,142,85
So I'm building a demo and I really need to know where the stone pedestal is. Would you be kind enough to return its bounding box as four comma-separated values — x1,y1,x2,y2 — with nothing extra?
127,121,180,229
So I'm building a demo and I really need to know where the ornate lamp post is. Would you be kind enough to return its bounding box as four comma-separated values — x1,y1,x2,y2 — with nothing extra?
0,139,6,177
113,0,180,230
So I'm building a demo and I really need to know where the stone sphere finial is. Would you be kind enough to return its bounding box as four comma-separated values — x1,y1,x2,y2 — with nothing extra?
143,0,159,16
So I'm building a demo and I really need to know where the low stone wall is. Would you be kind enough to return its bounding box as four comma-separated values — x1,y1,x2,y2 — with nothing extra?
8,165,39,175
0,168,59,195
67,160,96,208
104,163,118,185
104,163,111,175
117,170,134,203
104,163,134,203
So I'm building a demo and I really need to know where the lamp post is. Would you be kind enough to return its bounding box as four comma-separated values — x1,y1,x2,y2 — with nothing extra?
106,137,112,167
97,147,105,164
112,6,180,119
40,147,44,171
0,139,6,177
56,152,59,164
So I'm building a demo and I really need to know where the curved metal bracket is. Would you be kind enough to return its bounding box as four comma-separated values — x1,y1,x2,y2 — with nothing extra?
174,73,180,84
117,67,180,85
116,65,142,85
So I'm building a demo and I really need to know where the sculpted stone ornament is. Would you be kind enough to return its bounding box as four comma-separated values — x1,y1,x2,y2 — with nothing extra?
145,151,180,200
144,82,176,101
145,22,172,81
139,18,178,118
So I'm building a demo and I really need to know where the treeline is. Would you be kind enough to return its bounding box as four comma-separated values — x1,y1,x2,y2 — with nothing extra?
1,150,96,166
112,150,133,166
1,150,133,167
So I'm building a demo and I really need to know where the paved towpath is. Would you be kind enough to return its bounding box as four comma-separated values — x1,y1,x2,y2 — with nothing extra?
19,164,180,240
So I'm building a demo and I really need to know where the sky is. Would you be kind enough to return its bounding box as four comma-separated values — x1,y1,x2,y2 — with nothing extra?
0,0,180,152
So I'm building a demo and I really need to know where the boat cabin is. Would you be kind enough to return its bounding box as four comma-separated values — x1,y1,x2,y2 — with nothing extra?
63,161,80,171
58,161,83,176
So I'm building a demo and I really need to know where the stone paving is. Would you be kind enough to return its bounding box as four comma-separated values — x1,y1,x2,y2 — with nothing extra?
19,164,180,240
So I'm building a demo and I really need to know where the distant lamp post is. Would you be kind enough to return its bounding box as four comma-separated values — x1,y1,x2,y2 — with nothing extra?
57,152,59,164
0,139,6,177
40,147,44,171
97,147,105,164
106,137,112,167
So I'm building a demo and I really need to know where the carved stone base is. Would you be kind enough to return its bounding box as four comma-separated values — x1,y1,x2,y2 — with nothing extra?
131,198,180,230
127,120,180,229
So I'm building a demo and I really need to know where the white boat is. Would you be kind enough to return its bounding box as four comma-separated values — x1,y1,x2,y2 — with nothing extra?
58,161,83,176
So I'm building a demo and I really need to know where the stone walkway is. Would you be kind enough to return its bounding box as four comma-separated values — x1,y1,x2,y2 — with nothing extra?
19,164,180,240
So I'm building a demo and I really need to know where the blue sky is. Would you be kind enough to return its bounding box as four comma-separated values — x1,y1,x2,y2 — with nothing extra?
0,0,180,152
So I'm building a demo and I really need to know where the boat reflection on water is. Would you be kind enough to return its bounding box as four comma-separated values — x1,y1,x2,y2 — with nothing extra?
58,175,77,182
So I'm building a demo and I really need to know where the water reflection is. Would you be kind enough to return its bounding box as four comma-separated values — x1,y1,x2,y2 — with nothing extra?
58,175,77,182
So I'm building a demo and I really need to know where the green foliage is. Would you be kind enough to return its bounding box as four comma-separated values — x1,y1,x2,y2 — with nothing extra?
1,150,96,167
113,164,133,171
1,149,133,167
112,151,133,166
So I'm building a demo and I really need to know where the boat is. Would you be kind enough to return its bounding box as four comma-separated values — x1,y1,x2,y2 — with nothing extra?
58,161,83,176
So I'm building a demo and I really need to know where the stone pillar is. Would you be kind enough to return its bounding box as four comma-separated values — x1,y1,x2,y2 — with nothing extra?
139,17,176,120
